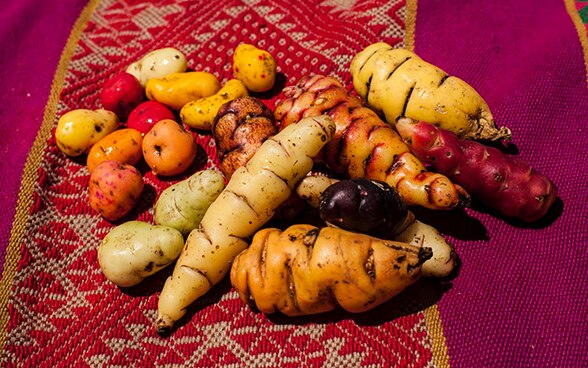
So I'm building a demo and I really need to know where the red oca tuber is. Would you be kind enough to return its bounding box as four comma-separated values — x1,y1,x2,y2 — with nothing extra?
396,118,557,223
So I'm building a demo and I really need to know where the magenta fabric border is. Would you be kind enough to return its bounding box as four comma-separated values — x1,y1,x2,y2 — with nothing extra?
0,1,90,277
414,0,588,366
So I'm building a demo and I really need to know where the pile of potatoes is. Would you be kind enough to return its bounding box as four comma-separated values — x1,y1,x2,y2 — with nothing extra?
54,44,278,287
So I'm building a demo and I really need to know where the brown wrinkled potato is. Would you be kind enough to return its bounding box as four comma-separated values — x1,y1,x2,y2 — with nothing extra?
212,96,277,179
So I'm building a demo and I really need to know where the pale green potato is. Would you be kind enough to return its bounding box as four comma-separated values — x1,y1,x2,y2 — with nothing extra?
98,221,184,287
154,169,226,237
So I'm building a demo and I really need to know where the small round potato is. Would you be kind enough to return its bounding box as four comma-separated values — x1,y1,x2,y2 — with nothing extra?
232,43,277,93
142,119,197,176
126,47,188,87
98,221,185,287
89,160,144,221
86,128,144,173
55,109,118,157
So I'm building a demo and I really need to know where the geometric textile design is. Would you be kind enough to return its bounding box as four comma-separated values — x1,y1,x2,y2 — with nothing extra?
1,1,442,366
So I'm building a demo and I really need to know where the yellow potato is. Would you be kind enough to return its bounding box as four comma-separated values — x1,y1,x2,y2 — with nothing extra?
180,79,248,130
55,109,118,157
232,44,277,93
145,71,221,111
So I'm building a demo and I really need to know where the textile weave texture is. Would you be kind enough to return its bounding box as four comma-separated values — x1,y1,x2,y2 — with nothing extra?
1,0,587,367
1,0,441,367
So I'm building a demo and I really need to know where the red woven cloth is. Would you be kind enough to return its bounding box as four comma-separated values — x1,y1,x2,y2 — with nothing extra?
1,0,587,367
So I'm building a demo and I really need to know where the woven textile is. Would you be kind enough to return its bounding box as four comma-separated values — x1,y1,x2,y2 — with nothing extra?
1,0,587,367
1,0,443,367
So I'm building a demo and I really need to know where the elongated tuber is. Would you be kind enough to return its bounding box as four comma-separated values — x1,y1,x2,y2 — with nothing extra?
230,224,432,316
274,74,470,210
296,176,458,277
350,42,511,141
396,118,557,222
155,115,336,333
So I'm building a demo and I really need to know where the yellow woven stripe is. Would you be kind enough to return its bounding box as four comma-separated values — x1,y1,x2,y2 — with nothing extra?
404,0,417,51
564,0,588,84
424,304,451,368
0,0,101,354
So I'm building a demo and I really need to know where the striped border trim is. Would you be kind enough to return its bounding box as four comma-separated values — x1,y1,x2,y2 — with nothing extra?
404,0,417,52
405,1,451,367
564,0,588,84
0,0,100,354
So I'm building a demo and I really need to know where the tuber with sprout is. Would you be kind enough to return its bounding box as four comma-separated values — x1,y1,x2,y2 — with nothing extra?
274,74,470,210
230,224,432,316
155,115,336,333
350,42,511,141
396,118,557,222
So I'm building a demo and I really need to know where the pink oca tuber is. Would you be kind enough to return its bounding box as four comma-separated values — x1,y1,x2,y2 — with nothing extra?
395,118,557,223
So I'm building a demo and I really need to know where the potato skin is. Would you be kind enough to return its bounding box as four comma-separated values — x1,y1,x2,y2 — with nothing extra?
230,225,430,316
142,119,197,176
100,72,144,119
213,96,277,178
350,42,511,141
98,221,184,287
86,128,143,173
146,71,221,111
88,160,144,221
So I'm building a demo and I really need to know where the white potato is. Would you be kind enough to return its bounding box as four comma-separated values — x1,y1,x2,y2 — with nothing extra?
126,47,188,87
98,221,184,287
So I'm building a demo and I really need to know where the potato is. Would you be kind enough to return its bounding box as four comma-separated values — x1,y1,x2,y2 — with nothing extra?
126,47,188,87
100,72,145,119
180,79,248,130
232,43,277,93
98,221,184,287
146,71,221,111
86,128,143,173
142,119,197,176
55,109,118,157
126,100,176,135
154,169,225,236
89,160,144,221
212,96,277,179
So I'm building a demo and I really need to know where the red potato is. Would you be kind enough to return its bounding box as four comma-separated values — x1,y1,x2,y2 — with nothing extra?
142,119,197,176
89,160,144,221
126,100,176,135
100,72,145,119
396,118,557,222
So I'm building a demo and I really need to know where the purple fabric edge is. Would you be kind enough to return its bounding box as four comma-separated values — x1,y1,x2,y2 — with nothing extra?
414,0,588,366
0,1,90,277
